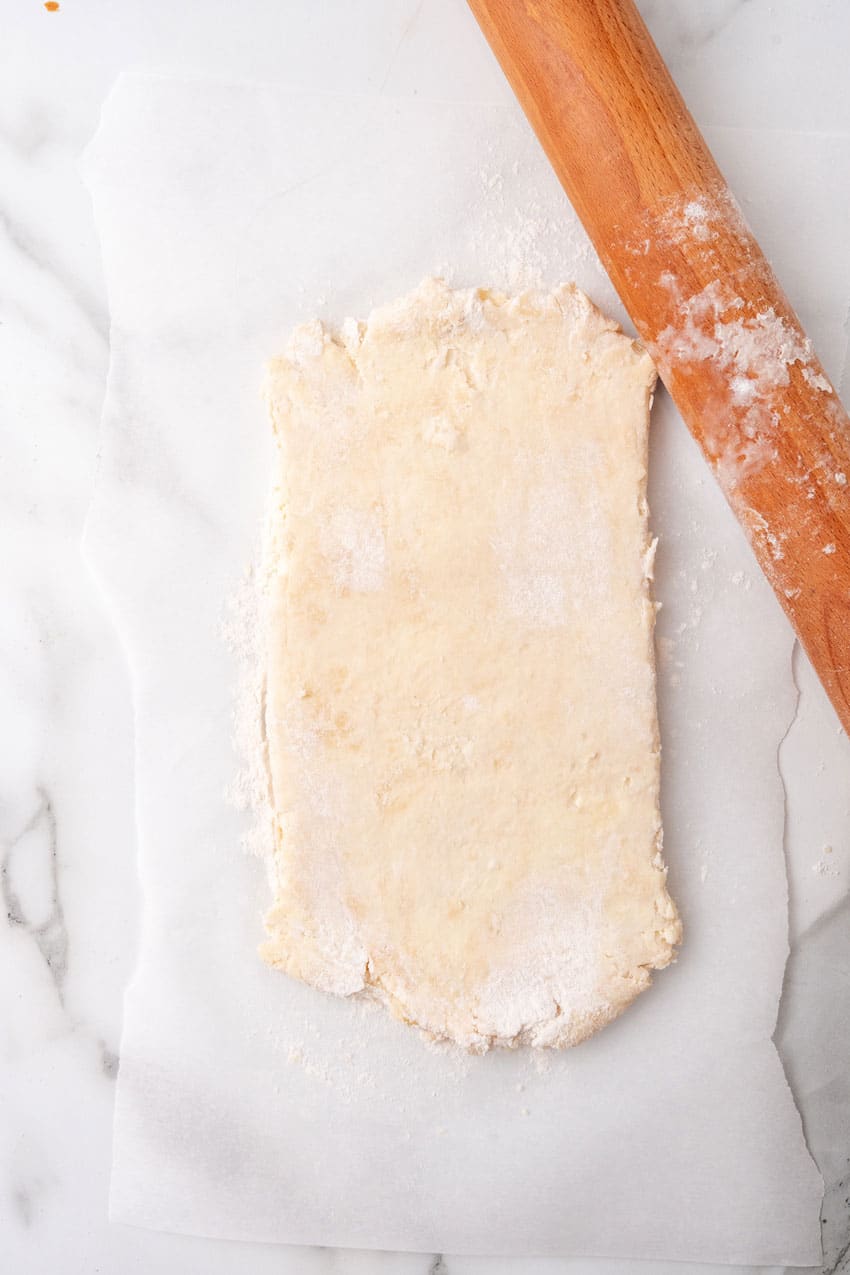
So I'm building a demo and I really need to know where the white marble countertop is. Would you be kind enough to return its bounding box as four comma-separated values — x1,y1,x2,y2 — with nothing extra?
3,2,849,1273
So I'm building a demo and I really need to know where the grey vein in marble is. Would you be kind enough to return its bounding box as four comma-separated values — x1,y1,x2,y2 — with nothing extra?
779,893,850,1275
2,788,68,1004
639,0,754,56
0,207,109,347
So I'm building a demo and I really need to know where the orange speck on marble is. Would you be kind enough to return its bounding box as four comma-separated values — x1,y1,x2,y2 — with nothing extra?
44,1,60,10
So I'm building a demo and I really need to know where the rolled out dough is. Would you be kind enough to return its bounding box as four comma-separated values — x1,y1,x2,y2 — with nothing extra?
262,278,681,1051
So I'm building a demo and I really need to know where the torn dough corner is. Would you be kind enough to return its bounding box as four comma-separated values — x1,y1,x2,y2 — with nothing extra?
260,277,681,1052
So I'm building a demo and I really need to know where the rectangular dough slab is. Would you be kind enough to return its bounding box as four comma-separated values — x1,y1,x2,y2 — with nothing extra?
262,278,680,1051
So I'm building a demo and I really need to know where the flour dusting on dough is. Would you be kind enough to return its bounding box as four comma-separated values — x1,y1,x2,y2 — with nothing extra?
322,507,386,593
493,462,611,629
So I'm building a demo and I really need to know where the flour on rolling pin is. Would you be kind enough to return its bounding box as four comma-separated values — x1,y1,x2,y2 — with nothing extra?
655,273,833,488
608,180,849,645
622,187,834,485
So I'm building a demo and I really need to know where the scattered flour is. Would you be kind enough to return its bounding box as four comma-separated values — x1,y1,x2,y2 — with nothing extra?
442,138,608,296
812,846,840,878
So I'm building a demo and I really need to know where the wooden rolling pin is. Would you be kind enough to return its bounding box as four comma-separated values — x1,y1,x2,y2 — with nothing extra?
467,0,850,731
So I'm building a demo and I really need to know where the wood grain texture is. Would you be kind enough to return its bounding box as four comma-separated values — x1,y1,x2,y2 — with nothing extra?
467,0,850,731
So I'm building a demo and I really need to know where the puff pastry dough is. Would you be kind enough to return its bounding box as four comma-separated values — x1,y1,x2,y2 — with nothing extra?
261,278,680,1051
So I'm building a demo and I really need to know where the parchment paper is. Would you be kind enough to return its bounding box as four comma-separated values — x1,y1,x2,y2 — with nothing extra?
81,72,849,1262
